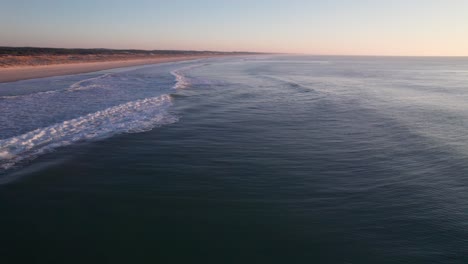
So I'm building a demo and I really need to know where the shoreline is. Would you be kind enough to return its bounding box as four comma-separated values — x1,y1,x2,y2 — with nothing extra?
0,55,217,83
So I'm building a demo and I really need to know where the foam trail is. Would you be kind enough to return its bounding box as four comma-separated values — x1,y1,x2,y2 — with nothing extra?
68,73,112,91
0,94,176,172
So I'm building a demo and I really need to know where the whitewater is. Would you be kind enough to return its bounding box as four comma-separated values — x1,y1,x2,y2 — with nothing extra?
0,60,200,173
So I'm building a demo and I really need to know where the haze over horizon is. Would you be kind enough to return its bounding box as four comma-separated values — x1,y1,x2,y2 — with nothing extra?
1,0,467,56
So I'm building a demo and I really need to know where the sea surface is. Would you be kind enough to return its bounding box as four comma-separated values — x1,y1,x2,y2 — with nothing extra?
1,55,468,263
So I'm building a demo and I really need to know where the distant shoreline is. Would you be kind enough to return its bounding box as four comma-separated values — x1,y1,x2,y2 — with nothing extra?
0,47,262,83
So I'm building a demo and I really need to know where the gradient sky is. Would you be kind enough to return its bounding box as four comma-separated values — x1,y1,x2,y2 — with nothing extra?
1,0,467,56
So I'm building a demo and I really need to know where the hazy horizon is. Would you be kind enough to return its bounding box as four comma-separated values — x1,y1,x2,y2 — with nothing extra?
1,0,467,56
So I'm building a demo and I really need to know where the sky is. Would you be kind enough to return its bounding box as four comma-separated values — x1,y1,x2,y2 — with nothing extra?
1,0,467,56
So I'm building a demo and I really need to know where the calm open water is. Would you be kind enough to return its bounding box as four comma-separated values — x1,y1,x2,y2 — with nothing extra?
1,56,468,263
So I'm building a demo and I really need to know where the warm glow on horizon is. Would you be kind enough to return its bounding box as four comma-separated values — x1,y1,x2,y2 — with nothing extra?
1,0,468,56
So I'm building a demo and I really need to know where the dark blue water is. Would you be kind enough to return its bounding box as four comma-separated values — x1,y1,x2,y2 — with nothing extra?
1,56,468,263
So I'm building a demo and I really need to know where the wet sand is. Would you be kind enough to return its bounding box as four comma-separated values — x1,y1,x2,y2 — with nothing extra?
0,55,215,83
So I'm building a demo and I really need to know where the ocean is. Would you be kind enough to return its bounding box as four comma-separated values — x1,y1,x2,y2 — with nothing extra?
1,55,468,263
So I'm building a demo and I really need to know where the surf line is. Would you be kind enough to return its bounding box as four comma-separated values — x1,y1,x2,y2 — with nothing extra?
0,94,177,172
170,64,206,89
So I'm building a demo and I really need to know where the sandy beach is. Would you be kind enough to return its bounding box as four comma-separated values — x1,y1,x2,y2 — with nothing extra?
0,55,216,83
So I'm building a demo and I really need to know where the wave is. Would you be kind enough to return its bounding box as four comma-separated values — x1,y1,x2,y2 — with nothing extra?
0,73,113,100
0,94,177,172
170,64,206,89
261,75,315,93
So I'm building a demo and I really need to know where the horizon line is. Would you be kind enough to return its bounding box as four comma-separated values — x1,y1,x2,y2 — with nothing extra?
1,45,468,58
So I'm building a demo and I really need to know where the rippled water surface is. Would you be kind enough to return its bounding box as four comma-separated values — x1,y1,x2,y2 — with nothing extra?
2,56,468,263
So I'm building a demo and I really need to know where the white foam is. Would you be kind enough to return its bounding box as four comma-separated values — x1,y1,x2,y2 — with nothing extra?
0,94,176,171
0,73,112,99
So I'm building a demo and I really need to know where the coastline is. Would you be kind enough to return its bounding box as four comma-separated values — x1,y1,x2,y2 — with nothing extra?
0,55,217,83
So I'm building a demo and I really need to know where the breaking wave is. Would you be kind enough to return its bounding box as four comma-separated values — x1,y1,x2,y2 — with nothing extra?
0,94,177,172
